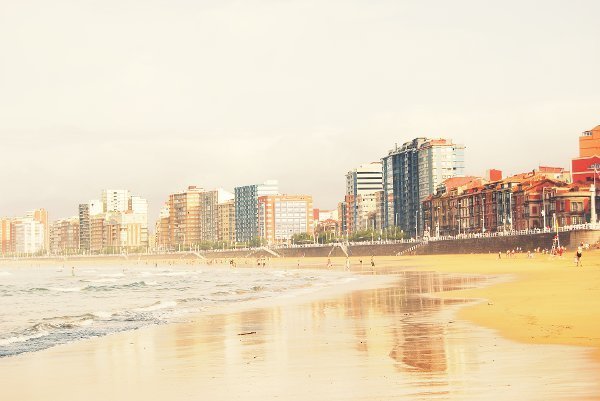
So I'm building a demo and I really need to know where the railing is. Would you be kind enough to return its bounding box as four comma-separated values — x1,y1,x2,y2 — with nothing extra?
3,224,599,260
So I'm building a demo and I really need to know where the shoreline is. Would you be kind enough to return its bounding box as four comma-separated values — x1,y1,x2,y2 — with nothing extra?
397,252,600,361
1,257,598,400
2,252,599,358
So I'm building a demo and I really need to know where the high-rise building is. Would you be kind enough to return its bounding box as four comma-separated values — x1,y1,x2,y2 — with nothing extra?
155,203,171,250
79,199,105,253
102,189,130,212
345,162,383,234
25,209,49,252
168,186,203,247
14,218,45,254
129,196,149,246
199,190,219,243
217,199,236,244
80,191,148,254
160,187,235,250
0,218,14,255
417,139,465,202
382,137,465,237
257,194,313,244
234,180,279,243
50,217,80,255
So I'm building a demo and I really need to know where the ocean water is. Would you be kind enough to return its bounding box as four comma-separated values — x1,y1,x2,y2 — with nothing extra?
0,263,356,357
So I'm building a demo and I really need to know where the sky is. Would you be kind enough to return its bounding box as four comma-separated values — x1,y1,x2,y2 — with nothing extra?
1,0,599,222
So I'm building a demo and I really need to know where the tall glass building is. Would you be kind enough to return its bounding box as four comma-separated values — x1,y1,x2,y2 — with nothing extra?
234,180,279,243
382,138,465,238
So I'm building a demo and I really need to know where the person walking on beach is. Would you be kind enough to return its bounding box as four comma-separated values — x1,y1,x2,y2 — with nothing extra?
345,257,350,270
370,255,375,267
576,243,583,267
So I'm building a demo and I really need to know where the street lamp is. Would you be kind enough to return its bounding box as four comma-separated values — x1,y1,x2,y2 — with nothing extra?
481,195,486,233
436,206,440,238
542,187,548,229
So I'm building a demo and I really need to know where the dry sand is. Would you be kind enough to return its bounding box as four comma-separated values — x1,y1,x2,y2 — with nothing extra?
394,251,600,359
1,251,599,400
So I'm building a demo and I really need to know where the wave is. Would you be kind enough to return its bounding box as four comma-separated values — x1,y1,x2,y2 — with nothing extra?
0,313,96,347
0,272,11,277
134,300,177,313
48,286,83,292
82,281,154,292
0,329,49,346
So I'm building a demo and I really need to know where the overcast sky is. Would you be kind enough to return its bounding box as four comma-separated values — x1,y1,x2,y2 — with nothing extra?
1,0,599,222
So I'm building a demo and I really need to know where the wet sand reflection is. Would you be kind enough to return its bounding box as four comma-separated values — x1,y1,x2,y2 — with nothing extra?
165,271,599,400
2,271,598,401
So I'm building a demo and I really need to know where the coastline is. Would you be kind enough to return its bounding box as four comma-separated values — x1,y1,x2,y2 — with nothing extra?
1,254,599,400
397,252,600,360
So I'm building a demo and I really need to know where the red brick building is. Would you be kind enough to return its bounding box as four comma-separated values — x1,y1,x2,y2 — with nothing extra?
572,125,600,184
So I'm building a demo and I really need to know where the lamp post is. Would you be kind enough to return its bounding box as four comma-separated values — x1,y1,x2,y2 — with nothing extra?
436,206,440,238
482,195,486,233
590,166,599,224
542,187,548,229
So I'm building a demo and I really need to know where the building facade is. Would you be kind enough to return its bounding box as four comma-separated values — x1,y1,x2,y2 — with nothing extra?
102,189,130,212
0,218,14,255
383,137,465,237
14,218,45,255
234,180,279,243
49,217,80,255
257,194,313,244
345,162,383,234
168,186,203,248
422,168,585,236
572,125,600,184
217,199,236,244
80,191,149,254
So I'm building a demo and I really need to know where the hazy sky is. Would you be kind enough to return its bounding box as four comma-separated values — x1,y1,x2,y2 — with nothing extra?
1,0,599,222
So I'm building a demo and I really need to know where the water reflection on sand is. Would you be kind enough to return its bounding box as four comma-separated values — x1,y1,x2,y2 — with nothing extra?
2,271,598,401
165,271,599,400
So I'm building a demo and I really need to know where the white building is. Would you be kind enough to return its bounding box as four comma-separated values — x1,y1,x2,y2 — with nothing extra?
345,162,383,232
417,139,466,202
102,189,130,212
89,199,104,215
14,218,45,254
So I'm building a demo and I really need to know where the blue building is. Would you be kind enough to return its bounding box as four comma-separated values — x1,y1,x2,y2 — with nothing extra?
234,180,279,243
382,138,465,238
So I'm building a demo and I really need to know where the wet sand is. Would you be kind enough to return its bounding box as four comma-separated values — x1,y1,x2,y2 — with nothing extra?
1,257,599,400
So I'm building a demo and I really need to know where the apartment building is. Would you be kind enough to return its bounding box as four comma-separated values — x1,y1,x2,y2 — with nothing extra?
234,180,279,243
382,137,465,237
345,162,382,234
0,218,14,255
49,217,80,255
257,194,313,244
217,199,236,244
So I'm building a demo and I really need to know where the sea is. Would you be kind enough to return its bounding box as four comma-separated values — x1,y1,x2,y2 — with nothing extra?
0,262,357,358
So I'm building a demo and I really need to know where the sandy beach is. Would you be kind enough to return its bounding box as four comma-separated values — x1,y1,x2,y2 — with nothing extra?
1,252,599,400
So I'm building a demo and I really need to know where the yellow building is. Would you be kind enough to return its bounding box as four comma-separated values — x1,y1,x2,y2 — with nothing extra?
217,199,236,244
579,125,600,157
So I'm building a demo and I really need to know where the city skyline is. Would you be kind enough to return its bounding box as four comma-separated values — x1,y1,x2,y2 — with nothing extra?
1,1,599,220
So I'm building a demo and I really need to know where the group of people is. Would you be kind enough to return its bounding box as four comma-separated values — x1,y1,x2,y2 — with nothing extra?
496,242,586,267
327,256,376,270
